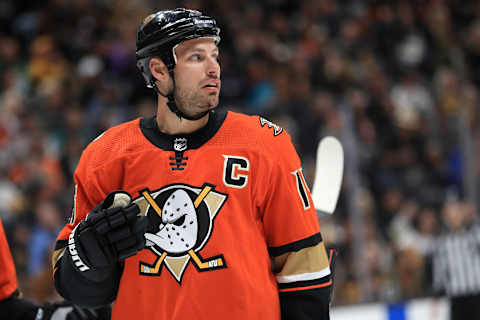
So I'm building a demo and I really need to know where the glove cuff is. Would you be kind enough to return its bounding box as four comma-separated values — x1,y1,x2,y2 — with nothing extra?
68,224,91,272
67,224,115,282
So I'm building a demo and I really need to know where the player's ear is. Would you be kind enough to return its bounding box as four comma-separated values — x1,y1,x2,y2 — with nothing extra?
149,58,168,82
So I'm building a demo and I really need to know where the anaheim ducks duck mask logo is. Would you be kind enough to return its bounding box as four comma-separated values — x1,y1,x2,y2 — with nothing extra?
134,183,227,283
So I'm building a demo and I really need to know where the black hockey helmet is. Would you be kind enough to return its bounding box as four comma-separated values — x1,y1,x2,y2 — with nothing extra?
136,8,221,90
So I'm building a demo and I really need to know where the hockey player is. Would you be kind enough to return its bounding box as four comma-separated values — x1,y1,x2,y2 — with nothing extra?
52,8,335,320
0,219,109,320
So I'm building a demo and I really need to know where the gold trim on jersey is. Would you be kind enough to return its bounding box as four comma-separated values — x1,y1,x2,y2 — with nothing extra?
52,248,66,269
272,241,329,278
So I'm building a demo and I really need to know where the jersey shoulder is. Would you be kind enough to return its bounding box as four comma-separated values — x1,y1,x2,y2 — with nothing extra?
224,111,291,146
221,111,300,167
80,118,146,169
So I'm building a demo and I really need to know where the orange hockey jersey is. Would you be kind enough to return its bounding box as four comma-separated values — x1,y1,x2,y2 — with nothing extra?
53,110,331,319
0,219,18,301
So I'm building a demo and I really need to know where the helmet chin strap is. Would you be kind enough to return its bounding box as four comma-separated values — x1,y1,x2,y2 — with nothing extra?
152,70,210,121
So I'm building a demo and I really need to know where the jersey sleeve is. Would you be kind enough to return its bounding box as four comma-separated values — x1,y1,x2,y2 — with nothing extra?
51,139,125,307
0,219,18,300
255,124,332,319
51,141,112,271
53,168,96,270
259,131,320,248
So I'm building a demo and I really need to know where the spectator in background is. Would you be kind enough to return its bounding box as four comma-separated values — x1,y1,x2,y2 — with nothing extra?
431,200,480,320
27,200,61,277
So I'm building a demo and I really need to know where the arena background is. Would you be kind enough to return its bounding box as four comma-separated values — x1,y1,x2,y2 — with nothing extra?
1,0,478,318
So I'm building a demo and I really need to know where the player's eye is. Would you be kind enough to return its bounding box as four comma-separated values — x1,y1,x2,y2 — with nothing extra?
173,215,186,226
190,54,202,61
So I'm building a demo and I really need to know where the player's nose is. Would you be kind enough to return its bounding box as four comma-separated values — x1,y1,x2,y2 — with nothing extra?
206,56,220,78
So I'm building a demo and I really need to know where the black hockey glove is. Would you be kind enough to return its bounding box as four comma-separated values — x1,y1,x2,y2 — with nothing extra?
37,301,111,320
67,191,148,282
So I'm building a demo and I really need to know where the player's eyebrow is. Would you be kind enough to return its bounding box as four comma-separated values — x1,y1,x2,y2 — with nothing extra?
188,47,219,55
176,39,219,57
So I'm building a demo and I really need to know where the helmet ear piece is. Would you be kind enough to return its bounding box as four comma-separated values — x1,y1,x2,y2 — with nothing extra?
136,57,154,88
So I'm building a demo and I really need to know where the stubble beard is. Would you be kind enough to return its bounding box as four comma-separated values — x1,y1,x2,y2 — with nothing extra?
174,85,219,119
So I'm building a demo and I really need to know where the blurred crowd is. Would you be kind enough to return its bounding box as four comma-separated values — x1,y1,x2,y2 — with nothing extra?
1,0,480,306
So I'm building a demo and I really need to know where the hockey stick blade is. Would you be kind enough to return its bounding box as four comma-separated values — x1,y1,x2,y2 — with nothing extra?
311,136,344,219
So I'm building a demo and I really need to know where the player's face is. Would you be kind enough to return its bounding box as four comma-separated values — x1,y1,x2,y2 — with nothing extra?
173,37,221,118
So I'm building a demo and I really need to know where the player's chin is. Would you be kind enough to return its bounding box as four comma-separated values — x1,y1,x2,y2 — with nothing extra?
189,102,217,118
203,97,219,110
199,104,218,113
206,91,219,101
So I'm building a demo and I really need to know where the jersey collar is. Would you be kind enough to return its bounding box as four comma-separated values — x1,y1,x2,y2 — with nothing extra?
140,110,227,151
